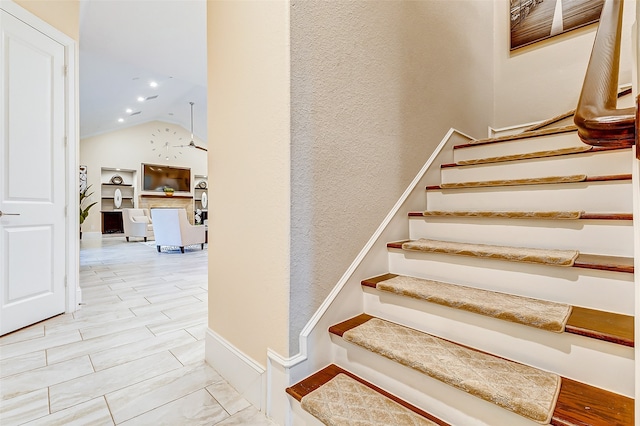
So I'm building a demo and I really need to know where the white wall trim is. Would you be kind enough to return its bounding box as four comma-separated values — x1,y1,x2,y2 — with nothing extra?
266,349,304,426
296,128,472,356
81,231,102,240
263,129,473,425
205,328,266,411
0,0,79,314
487,121,542,138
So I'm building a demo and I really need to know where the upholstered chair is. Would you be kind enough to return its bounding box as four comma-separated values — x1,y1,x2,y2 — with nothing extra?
122,208,154,242
150,208,206,253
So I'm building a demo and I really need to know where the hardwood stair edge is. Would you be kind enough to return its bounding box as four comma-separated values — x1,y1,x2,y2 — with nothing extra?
361,274,634,347
386,240,634,273
425,173,632,191
455,125,578,149
286,364,450,425
330,315,634,426
442,145,629,168
407,211,633,220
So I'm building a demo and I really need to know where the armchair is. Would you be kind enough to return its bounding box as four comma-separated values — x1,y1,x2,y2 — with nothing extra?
150,208,206,253
122,208,154,242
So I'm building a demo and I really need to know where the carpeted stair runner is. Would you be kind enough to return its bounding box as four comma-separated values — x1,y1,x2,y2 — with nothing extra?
300,373,441,426
440,174,586,189
401,239,579,267
469,125,578,146
456,146,592,166
341,317,561,424
421,210,584,220
376,275,572,332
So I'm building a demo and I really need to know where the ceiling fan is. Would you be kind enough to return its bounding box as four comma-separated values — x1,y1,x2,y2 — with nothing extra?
175,102,207,152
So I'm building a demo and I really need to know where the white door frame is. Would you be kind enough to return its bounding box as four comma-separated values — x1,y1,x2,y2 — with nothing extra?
1,0,79,313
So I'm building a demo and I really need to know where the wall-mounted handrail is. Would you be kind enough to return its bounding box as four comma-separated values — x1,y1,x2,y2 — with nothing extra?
574,0,635,147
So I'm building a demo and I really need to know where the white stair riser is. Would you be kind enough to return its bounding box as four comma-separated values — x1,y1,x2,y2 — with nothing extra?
454,132,583,163
363,290,634,397
408,217,633,257
442,150,631,184
331,337,541,426
426,181,632,212
388,251,634,314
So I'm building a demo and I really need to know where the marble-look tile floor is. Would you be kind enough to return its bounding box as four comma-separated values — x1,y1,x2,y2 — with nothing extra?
0,237,275,425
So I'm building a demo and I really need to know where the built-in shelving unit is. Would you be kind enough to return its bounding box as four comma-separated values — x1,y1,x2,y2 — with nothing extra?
194,174,208,223
100,168,136,234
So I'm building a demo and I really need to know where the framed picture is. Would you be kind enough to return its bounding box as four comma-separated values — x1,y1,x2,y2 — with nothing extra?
510,0,604,50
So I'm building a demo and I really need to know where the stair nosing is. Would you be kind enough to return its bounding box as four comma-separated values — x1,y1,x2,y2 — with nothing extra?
407,211,633,221
453,125,578,149
361,274,634,347
426,174,631,191
330,314,634,426
443,145,629,169
387,240,634,274
286,364,450,426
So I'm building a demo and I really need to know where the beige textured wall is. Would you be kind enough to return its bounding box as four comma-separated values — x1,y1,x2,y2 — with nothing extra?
288,0,493,354
13,0,79,40
207,0,291,364
492,0,635,127
80,121,208,234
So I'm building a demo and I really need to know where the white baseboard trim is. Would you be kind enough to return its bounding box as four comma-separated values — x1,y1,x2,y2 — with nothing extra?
205,328,266,411
487,121,542,138
80,231,102,240
266,349,308,426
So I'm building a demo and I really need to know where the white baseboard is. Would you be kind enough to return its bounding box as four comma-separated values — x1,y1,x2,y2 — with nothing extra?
487,121,542,138
80,231,102,240
205,328,266,411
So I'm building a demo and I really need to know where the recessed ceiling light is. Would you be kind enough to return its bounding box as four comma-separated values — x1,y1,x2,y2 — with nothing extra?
149,81,158,88
117,118,124,123
125,108,133,113
137,96,145,102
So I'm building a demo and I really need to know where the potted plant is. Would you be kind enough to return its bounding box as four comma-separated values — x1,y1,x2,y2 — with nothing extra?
79,184,97,239
163,186,175,197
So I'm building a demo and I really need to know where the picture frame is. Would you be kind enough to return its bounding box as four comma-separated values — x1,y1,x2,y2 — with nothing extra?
510,0,604,50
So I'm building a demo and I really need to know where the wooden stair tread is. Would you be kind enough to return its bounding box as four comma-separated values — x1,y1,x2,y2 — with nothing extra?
387,240,634,273
362,274,633,346
551,377,634,426
441,145,629,168
524,110,577,132
566,307,634,347
426,173,631,191
453,125,578,149
331,315,633,426
408,211,633,220
286,364,449,425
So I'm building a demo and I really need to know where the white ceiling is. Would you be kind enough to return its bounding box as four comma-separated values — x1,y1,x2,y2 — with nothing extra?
79,0,208,142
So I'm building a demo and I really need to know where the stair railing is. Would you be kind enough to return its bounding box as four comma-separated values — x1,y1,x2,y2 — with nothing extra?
574,0,635,149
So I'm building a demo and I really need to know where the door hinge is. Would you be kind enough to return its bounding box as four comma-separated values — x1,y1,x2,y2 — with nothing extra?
63,65,68,76
64,136,68,147
64,276,68,288
64,205,68,216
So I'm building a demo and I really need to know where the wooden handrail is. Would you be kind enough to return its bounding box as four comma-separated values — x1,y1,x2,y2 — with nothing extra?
574,0,635,148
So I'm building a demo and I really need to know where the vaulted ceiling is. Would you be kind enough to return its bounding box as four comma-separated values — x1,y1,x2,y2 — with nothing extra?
79,0,208,142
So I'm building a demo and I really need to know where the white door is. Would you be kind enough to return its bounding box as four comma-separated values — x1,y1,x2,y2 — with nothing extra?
0,10,67,335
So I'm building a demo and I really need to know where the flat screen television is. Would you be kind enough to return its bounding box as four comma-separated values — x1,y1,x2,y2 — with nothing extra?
142,164,191,192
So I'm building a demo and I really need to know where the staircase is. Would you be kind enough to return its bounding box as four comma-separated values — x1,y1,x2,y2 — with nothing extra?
285,115,635,424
